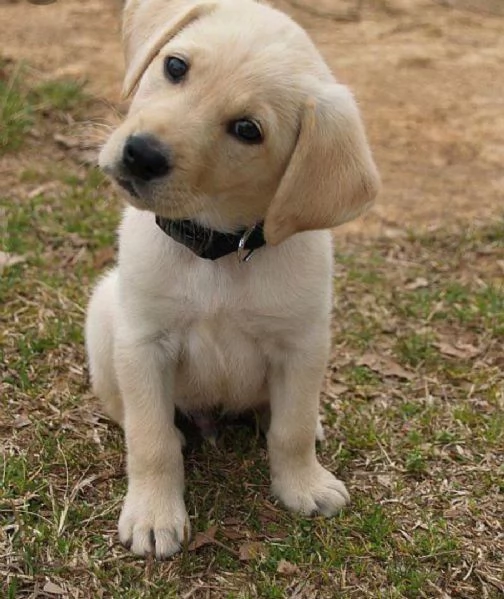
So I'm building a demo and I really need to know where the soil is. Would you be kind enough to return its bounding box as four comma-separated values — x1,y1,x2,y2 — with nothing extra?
2,0,503,237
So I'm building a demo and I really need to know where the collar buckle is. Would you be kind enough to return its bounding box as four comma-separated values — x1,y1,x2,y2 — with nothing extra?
237,225,258,263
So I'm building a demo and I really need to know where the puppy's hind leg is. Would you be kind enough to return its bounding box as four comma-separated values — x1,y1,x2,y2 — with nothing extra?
85,269,123,426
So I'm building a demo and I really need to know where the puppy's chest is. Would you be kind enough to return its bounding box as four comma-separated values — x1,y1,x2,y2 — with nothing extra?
160,277,296,409
173,310,270,409
176,299,286,368
153,262,299,340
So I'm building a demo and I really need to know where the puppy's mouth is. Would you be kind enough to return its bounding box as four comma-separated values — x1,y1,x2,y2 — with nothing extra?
116,177,140,199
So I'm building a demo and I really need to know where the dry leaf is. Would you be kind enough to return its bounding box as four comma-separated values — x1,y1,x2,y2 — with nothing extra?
187,524,218,551
43,581,65,595
377,474,393,487
13,415,31,429
444,506,466,519
326,383,349,396
93,247,116,270
0,251,26,272
266,528,289,541
27,182,59,199
238,541,265,561
356,353,414,380
222,517,241,526
54,133,80,149
221,528,245,541
383,226,407,239
405,277,429,290
257,501,283,524
435,340,479,360
277,559,300,576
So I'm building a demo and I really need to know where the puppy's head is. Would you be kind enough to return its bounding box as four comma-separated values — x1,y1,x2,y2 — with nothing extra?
100,0,380,244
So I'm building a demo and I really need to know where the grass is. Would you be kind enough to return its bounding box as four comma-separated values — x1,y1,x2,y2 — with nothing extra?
0,63,33,153
1,61,503,598
0,59,88,154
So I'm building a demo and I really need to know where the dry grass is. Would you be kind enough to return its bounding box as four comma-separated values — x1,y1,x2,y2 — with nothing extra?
1,62,503,599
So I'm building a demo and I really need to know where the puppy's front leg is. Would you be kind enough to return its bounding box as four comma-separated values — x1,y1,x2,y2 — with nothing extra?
267,337,350,516
115,337,188,558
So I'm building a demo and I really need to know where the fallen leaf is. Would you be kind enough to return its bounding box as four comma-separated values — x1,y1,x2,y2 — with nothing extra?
258,515,278,528
238,541,265,561
277,559,300,576
222,517,241,526
13,415,31,429
258,503,282,525
405,277,429,290
383,226,407,239
54,133,80,149
187,525,218,551
0,251,26,273
380,320,398,334
220,528,245,541
43,581,65,595
444,506,466,519
435,340,480,360
93,247,116,270
326,383,349,396
377,474,393,487
27,182,60,199
356,353,414,380
265,528,289,541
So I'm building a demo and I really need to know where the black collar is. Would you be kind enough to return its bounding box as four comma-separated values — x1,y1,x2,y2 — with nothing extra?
155,216,266,261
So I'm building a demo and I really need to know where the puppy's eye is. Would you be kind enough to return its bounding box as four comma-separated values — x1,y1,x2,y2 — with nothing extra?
228,119,263,145
164,56,189,83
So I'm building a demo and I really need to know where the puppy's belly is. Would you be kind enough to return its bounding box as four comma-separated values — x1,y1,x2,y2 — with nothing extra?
174,318,267,412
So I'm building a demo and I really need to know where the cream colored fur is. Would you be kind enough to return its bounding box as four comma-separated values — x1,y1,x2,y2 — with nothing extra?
86,0,380,558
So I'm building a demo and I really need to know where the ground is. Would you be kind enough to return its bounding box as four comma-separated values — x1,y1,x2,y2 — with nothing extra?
0,1,503,598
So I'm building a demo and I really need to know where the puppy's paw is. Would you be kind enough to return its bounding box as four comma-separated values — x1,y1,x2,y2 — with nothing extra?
118,480,190,559
272,462,349,517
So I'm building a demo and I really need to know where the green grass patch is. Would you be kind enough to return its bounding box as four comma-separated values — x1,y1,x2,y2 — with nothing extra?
30,79,86,112
0,60,89,155
0,64,33,153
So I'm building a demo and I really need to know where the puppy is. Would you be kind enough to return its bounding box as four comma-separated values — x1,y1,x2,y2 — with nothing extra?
86,0,380,558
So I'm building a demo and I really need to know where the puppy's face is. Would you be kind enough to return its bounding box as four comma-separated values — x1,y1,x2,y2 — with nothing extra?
101,18,302,229
100,0,380,244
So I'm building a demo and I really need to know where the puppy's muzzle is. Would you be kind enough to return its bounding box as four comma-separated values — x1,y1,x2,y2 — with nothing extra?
122,134,171,181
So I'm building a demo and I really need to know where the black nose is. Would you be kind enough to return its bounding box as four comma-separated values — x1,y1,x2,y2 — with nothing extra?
122,134,170,181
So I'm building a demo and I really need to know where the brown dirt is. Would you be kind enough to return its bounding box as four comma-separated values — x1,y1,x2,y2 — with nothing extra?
2,0,503,236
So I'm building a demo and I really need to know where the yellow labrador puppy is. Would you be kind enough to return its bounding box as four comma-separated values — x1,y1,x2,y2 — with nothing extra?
86,0,380,558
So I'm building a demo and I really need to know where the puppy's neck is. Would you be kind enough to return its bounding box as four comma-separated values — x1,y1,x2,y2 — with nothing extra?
155,216,265,262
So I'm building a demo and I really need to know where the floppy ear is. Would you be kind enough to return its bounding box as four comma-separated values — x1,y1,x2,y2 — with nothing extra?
264,84,380,246
122,0,216,99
